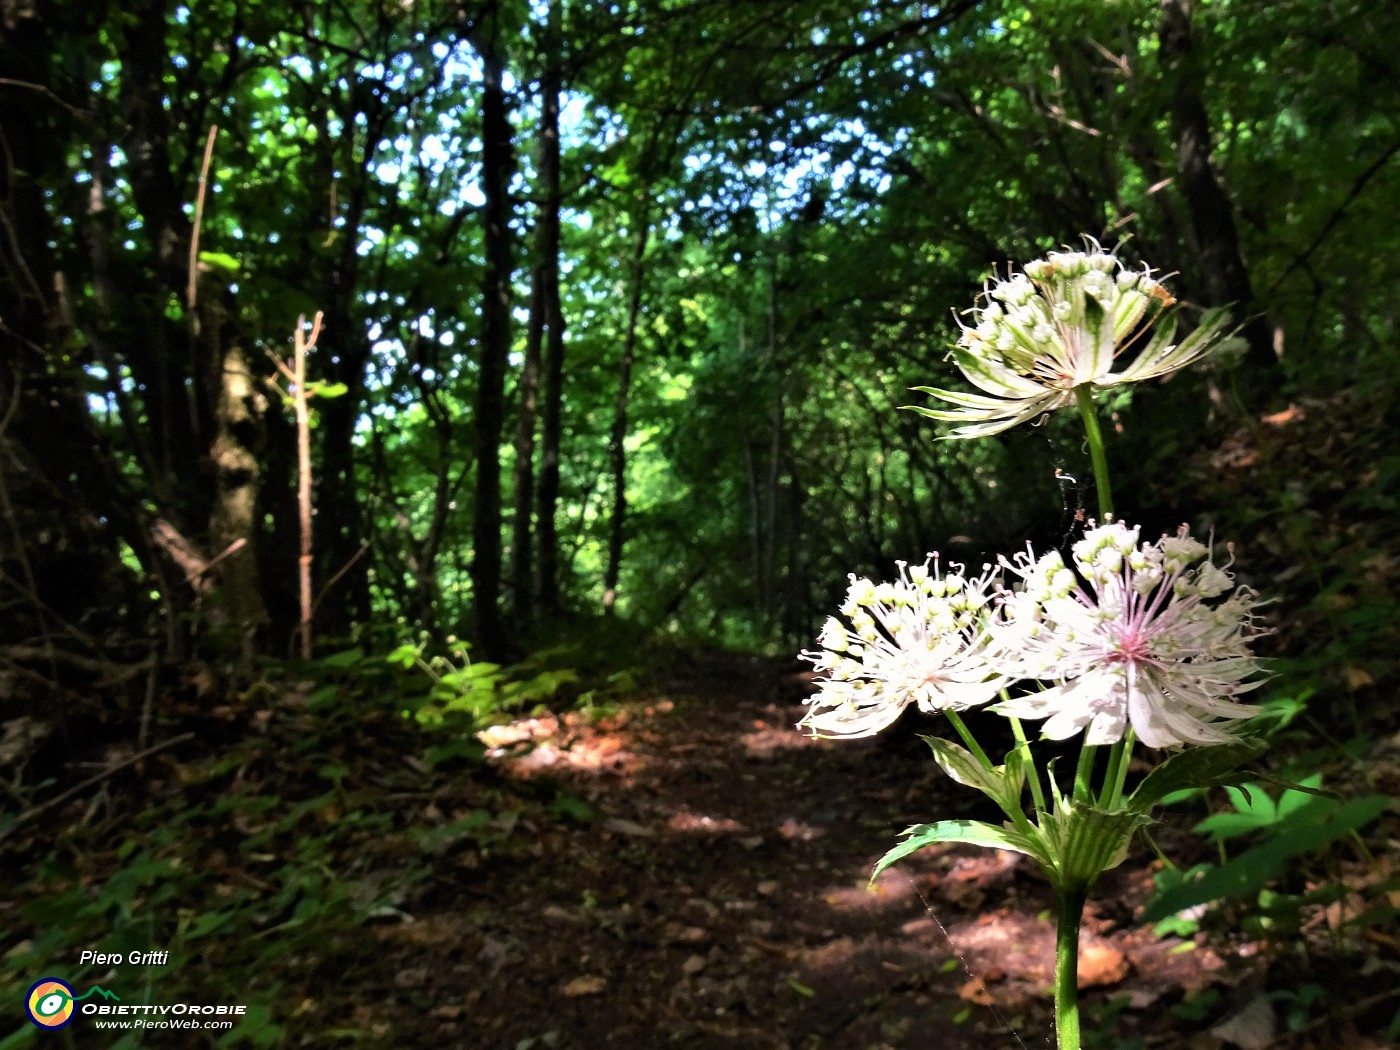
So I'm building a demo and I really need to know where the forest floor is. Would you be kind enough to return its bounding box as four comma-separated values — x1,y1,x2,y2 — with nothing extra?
6,645,1397,1050
359,650,1394,1050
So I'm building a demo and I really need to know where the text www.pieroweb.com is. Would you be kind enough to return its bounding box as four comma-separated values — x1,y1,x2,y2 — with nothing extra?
85,1003,244,1031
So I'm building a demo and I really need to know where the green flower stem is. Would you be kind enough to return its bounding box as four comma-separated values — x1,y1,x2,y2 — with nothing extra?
1098,740,1125,808
1073,384,1114,522
1009,715,1047,816
1055,884,1088,1050
1073,740,1097,803
1110,729,1136,807
945,710,993,770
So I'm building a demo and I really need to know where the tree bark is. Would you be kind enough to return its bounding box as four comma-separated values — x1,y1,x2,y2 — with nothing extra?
534,41,566,617
205,279,268,666
1159,0,1277,379
602,213,650,612
307,66,383,637
470,6,515,658
510,275,546,619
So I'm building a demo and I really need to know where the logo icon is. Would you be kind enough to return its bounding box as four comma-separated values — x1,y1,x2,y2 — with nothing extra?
25,979,76,1029
24,980,121,1029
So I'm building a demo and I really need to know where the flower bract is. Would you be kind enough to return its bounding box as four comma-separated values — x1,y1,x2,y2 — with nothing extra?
910,243,1242,439
799,558,1005,738
993,522,1268,749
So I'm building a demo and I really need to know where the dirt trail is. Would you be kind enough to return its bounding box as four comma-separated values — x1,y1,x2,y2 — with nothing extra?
382,651,1237,1050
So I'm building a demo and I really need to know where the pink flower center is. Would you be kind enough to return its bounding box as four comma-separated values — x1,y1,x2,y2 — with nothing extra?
1103,623,1158,669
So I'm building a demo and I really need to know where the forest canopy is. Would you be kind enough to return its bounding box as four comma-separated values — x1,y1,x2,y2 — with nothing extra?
2,0,1396,659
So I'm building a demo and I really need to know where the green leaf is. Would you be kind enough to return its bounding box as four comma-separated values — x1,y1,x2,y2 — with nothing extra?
1127,739,1265,813
185,908,236,939
421,739,486,768
1195,790,1274,841
311,381,349,399
315,648,365,670
1142,794,1390,922
920,735,1025,816
197,250,240,273
871,819,1046,883
1247,771,1338,805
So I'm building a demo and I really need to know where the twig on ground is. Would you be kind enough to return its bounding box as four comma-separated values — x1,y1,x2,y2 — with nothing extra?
0,733,195,845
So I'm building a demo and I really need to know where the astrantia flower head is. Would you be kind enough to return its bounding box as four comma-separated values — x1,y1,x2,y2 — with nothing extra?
799,557,1006,738
910,241,1243,439
993,522,1268,749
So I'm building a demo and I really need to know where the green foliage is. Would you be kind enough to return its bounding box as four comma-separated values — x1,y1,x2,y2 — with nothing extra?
386,639,579,730
1143,783,1389,926
873,819,1045,881
920,735,1027,816
0,631,612,1046
1127,740,1267,813
1083,994,1146,1050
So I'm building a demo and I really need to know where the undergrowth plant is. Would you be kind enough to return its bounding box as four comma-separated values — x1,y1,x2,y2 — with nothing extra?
799,242,1277,1048
0,641,602,1048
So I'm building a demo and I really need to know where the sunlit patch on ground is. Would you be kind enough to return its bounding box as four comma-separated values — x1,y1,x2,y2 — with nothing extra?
667,809,745,833
818,864,922,912
479,709,645,777
741,718,820,757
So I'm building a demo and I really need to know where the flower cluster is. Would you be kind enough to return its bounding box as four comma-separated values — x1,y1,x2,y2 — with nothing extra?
992,522,1268,749
801,525,1267,750
799,558,1005,738
911,243,1241,439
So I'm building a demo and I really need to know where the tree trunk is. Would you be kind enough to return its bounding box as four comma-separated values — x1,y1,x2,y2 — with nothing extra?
782,450,805,645
295,67,376,641
509,271,546,619
602,213,650,612
205,281,268,666
0,1,182,655
470,8,515,658
534,46,566,617
1159,0,1277,380
314,336,370,636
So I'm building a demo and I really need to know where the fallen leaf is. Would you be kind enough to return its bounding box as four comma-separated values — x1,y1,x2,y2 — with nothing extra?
663,923,709,945
601,817,654,838
1211,992,1276,1049
541,904,579,924
1344,666,1375,690
1261,405,1303,427
958,977,994,1006
561,975,607,997
1077,942,1130,988
778,818,823,841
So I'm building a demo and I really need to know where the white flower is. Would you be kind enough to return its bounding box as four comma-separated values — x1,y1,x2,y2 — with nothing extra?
910,242,1242,439
993,522,1268,749
799,558,1006,738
